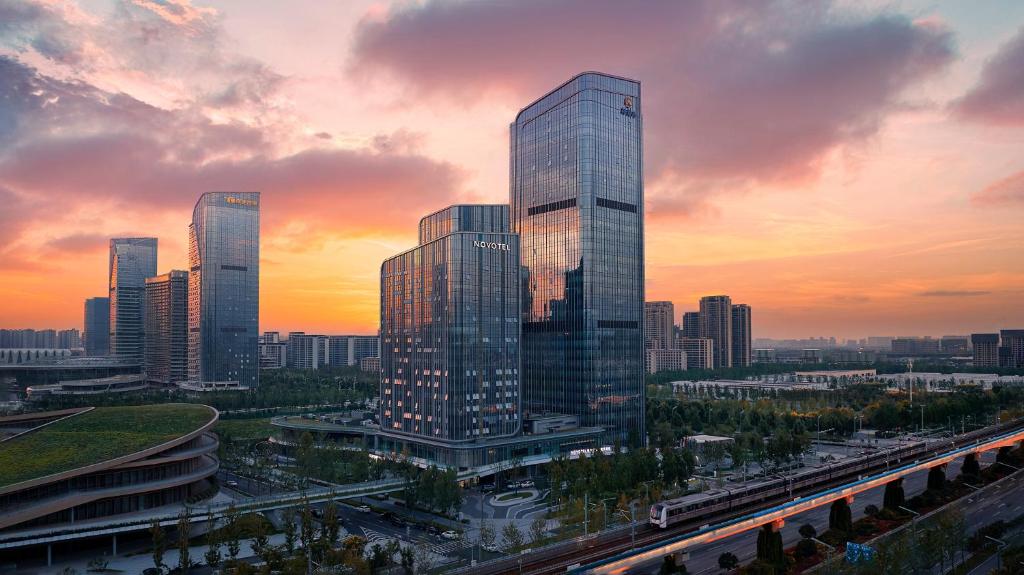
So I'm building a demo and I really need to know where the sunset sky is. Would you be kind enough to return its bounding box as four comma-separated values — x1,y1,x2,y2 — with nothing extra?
1,0,1023,339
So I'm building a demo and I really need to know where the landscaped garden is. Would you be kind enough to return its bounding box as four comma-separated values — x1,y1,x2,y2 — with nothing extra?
0,403,216,488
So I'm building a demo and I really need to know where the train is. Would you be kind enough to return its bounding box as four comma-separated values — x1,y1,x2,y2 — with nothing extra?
649,439,930,529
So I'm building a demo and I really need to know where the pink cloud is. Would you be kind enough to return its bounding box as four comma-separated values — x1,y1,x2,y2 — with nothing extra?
953,26,1024,125
351,0,954,190
0,56,465,261
974,170,1024,205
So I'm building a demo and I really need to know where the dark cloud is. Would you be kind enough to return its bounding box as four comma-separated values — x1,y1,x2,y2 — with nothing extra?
917,290,991,297
953,27,1024,125
0,56,464,254
973,170,1024,206
351,0,954,190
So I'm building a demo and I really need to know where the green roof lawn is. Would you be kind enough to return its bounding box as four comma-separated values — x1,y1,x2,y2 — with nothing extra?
0,404,215,489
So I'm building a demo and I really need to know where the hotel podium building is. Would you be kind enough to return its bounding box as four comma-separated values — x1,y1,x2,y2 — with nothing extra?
187,192,260,389
511,72,645,446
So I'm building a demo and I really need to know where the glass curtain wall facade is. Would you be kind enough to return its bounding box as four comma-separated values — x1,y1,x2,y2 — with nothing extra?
381,205,520,443
188,192,260,388
83,297,110,356
145,270,189,384
731,303,752,368
109,238,157,361
511,72,645,446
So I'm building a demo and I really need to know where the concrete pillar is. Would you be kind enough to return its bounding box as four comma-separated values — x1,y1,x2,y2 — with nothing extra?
47,544,52,566
112,534,118,555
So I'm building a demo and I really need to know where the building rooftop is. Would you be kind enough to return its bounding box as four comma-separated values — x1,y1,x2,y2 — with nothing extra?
0,403,216,489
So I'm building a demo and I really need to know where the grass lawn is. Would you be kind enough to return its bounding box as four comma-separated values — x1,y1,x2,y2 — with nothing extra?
215,417,273,441
0,404,215,489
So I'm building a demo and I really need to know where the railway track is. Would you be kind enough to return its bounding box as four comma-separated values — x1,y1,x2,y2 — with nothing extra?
458,418,1024,575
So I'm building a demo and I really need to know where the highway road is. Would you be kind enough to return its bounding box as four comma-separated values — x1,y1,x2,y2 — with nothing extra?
620,451,1015,574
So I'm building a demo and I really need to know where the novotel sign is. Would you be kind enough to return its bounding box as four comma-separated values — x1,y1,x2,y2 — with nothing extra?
473,240,511,252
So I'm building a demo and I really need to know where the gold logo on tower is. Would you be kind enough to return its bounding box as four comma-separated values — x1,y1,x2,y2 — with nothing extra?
226,197,258,207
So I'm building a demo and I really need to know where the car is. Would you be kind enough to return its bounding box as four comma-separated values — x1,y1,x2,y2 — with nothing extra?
389,516,406,527
520,480,535,488
441,530,459,540
426,525,441,535
482,542,500,553
225,480,240,488
356,505,371,513
480,483,496,492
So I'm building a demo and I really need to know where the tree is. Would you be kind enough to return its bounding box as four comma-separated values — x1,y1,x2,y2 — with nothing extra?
798,523,817,539
829,499,853,534
224,505,241,564
718,552,738,571
399,545,415,574
252,517,270,558
150,520,166,572
502,522,524,551
479,519,497,549
413,541,436,574
177,508,192,573
927,466,946,491
883,479,906,511
282,510,297,554
529,516,547,546
962,453,981,477
322,501,341,547
203,513,222,569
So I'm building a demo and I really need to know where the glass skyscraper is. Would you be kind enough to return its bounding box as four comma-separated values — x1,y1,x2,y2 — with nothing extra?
83,297,110,356
109,238,158,362
188,192,260,389
380,204,521,443
511,72,645,446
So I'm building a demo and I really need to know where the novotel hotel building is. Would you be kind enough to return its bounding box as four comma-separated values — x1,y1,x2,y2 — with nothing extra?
378,205,604,468
381,205,521,443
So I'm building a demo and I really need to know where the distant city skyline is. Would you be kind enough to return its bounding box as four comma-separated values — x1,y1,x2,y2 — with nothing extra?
1,1,1023,338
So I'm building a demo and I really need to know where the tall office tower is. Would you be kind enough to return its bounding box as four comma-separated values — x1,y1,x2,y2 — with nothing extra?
511,72,645,446
57,329,81,350
83,297,110,356
677,337,714,370
380,204,521,442
644,301,675,350
731,304,752,368
144,270,189,384
681,312,700,339
188,192,260,388
971,333,1000,368
1000,330,1024,368
699,295,733,369
109,238,157,361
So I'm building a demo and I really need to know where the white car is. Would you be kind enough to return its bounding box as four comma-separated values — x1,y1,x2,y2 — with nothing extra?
225,480,240,488
441,530,459,540
356,505,371,513
520,480,535,488
482,542,500,553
